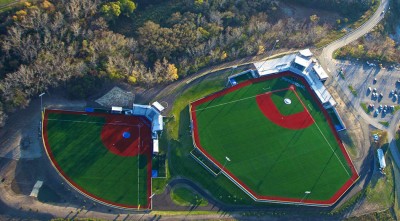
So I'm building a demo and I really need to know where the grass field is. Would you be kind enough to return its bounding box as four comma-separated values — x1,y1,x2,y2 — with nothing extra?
170,186,208,206
43,110,151,208
191,72,358,205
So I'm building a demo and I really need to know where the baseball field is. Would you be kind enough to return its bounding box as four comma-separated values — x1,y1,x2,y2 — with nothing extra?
42,110,152,209
190,71,359,206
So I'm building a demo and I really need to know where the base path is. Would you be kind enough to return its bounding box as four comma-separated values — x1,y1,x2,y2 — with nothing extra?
256,87,314,130
101,115,150,157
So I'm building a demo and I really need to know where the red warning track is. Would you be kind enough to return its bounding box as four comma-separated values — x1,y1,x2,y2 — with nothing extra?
42,109,152,209
255,87,314,130
190,71,359,206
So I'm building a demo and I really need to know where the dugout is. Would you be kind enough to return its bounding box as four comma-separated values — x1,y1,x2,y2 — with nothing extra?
153,138,159,154
227,70,258,86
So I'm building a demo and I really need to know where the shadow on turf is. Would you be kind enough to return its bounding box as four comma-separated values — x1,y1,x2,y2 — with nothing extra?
177,146,375,217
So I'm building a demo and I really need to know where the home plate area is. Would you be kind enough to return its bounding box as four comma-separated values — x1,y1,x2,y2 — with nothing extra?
256,86,314,130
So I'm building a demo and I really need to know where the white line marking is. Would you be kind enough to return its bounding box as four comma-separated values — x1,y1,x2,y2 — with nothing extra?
194,88,288,112
47,119,141,127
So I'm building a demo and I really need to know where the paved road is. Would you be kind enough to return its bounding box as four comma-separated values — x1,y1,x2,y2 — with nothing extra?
320,0,389,70
317,0,400,167
0,1,394,220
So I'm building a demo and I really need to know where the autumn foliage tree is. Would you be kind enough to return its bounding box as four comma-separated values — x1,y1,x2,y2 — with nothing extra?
101,0,136,20
0,0,374,128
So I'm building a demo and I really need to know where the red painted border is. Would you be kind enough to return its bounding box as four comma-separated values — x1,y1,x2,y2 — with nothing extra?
190,71,359,206
42,109,152,209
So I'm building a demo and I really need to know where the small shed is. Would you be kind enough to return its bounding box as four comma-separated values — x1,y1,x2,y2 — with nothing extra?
152,101,165,113
111,106,123,114
299,49,313,58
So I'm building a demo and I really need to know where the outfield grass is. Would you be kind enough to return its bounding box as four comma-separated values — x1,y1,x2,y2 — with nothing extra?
193,75,354,202
45,112,149,207
167,69,259,205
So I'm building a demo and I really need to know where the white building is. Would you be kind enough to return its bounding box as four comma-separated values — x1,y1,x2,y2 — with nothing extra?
127,101,165,154
254,49,335,108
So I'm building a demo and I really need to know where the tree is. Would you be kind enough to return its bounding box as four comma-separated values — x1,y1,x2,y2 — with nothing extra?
119,0,136,17
166,62,179,81
0,108,6,127
101,0,136,20
101,2,121,20
309,14,319,23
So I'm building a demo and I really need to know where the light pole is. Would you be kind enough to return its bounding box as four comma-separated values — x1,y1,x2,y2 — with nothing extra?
269,39,280,58
39,93,45,113
300,191,311,204
230,66,238,75
258,39,279,72
222,156,231,170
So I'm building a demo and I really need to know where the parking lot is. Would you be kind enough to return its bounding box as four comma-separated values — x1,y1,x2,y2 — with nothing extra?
334,60,400,121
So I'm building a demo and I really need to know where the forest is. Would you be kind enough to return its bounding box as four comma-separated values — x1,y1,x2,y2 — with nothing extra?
0,0,374,127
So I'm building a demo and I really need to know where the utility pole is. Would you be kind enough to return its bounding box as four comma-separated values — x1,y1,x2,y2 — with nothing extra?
222,156,231,170
258,39,280,73
300,191,311,204
39,93,45,113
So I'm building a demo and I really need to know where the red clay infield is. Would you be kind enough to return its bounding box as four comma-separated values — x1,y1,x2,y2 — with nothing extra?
255,87,314,130
101,114,151,157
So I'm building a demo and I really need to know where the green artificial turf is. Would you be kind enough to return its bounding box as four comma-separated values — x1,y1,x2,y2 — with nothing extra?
193,76,353,201
45,113,148,207
269,89,303,116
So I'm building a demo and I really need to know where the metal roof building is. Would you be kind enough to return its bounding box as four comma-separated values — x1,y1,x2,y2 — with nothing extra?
253,49,336,108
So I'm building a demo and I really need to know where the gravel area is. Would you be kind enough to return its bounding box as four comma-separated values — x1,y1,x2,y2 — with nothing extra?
95,86,135,108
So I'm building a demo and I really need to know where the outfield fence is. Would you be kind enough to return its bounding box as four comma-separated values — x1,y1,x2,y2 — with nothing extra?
190,149,220,176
